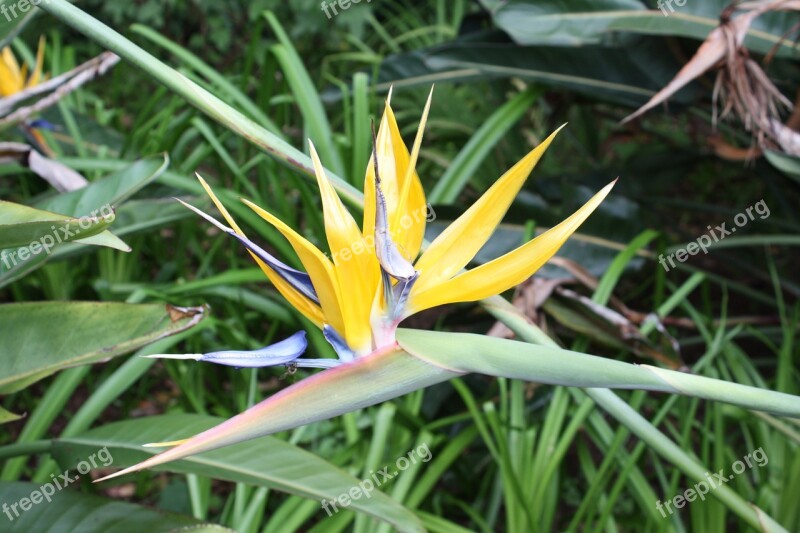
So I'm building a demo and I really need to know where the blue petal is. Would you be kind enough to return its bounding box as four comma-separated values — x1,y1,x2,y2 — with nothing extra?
322,324,355,362
178,199,320,305
28,119,58,130
391,274,418,319
369,142,419,320
372,149,417,282
199,331,308,368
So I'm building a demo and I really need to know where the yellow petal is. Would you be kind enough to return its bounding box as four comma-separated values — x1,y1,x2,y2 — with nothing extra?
362,98,428,262
242,198,346,336
413,126,564,294
195,174,325,327
0,47,23,96
409,180,616,313
392,86,432,248
25,36,46,88
312,142,379,353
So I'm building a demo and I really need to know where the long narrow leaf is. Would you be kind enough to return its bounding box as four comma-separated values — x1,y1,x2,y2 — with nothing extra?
35,0,361,207
52,414,425,533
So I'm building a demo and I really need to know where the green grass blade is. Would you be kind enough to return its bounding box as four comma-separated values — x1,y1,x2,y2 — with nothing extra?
35,0,361,206
428,88,541,204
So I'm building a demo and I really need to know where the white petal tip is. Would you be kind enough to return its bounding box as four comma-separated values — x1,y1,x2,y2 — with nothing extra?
140,353,201,361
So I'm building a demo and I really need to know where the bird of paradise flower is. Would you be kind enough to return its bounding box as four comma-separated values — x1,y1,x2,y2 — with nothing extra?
98,89,615,481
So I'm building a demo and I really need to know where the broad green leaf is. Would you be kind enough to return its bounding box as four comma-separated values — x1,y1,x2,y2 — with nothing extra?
52,414,425,533
0,200,112,249
0,302,206,394
0,157,169,286
0,406,23,425
44,198,193,264
372,35,701,107
0,6,38,48
764,150,800,185
481,0,800,57
34,154,168,217
0,482,233,532
74,197,192,239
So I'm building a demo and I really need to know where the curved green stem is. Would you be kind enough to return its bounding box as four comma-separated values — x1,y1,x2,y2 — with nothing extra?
35,0,362,208
0,440,51,461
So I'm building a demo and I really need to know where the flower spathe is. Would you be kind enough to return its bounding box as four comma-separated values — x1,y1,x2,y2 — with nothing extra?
154,88,615,371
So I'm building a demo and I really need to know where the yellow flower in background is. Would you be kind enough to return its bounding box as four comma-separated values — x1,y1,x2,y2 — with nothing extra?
0,36,46,97
161,88,615,369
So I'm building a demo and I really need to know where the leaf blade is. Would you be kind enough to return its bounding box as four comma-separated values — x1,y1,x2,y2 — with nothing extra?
0,302,206,393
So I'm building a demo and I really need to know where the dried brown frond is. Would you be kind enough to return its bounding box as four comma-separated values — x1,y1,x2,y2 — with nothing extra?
624,0,800,156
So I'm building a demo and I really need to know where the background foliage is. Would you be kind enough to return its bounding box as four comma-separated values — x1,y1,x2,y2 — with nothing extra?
1,0,798,531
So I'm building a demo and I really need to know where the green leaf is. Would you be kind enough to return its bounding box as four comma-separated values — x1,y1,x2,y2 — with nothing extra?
75,197,193,240
0,201,112,249
428,87,541,204
36,0,362,207
0,5,38,48
264,11,345,178
0,302,206,394
52,414,425,533
0,406,23,425
0,481,233,532
34,154,168,217
482,0,800,57
0,157,169,286
764,150,800,184
373,35,700,107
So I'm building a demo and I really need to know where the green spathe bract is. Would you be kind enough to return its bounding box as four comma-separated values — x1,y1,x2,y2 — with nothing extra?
98,328,800,482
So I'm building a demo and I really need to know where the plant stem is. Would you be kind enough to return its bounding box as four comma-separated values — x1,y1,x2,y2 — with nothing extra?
35,0,362,208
